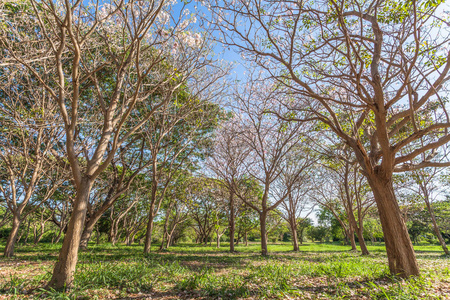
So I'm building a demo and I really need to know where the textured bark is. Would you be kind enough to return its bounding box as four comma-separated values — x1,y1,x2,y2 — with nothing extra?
48,179,92,289
4,213,21,257
368,175,419,277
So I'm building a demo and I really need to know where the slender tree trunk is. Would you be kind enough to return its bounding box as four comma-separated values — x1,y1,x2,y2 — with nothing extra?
229,192,235,252
290,219,299,251
55,227,63,244
349,228,357,251
96,223,100,245
299,228,305,244
424,201,449,255
356,226,370,255
4,213,21,257
48,179,92,289
260,210,268,256
34,221,45,245
368,175,419,277
216,232,221,248
244,231,248,246
144,213,154,254
159,204,172,251
24,219,31,245
79,214,103,249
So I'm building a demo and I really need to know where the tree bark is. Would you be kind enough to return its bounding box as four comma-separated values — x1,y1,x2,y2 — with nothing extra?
4,213,21,257
368,175,419,277
48,179,92,289
290,219,299,251
79,212,104,249
349,228,357,251
356,226,370,255
144,213,154,254
259,210,268,256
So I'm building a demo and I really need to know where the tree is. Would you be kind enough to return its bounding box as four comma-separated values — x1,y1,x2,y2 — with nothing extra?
231,79,308,255
0,65,67,256
159,175,191,250
1,0,219,287
142,91,224,254
213,0,450,276
207,116,250,252
414,169,449,254
275,147,315,251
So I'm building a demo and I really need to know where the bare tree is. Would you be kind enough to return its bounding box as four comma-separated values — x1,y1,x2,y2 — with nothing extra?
207,117,250,252
274,148,315,251
212,0,450,276
232,79,308,255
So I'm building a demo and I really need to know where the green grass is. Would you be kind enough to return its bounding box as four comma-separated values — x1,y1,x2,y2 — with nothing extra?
0,242,449,299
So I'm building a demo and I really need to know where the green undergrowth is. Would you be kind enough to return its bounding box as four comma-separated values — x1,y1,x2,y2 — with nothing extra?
0,242,449,299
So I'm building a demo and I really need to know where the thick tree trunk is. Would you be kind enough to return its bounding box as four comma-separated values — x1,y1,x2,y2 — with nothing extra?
368,175,419,277
260,211,268,256
356,226,370,255
144,213,154,254
4,213,21,257
48,179,92,289
216,233,220,248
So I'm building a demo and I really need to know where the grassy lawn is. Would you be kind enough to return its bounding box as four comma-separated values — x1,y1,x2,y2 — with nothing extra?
0,242,449,299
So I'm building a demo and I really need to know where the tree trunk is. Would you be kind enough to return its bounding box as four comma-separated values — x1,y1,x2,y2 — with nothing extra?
425,201,449,255
299,228,305,244
260,210,268,256
96,224,100,245
244,231,248,246
368,175,419,277
356,226,370,255
229,192,235,252
144,213,154,254
4,213,21,257
24,219,31,245
290,219,299,251
48,179,92,289
79,213,103,249
349,228,357,251
216,232,220,248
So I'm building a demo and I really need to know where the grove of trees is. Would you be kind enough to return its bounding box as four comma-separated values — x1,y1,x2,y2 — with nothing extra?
1,0,449,291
